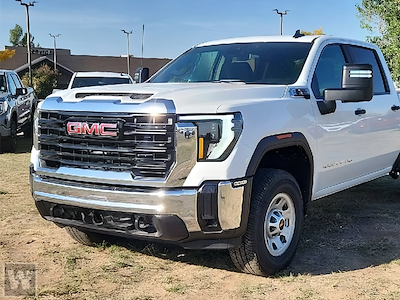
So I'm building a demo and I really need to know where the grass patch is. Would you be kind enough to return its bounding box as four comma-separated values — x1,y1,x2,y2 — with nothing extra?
237,283,274,298
295,287,321,300
166,283,187,294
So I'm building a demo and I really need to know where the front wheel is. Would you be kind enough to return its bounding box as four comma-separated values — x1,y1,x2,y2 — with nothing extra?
1,119,17,153
229,168,304,276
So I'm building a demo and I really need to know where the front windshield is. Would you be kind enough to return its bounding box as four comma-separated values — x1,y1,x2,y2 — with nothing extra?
150,42,312,84
0,75,7,92
71,77,132,88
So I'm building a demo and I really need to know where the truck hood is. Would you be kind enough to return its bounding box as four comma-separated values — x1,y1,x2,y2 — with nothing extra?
50,83,287,114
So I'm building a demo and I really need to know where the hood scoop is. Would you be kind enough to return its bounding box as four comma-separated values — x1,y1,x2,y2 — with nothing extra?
75,92,153,100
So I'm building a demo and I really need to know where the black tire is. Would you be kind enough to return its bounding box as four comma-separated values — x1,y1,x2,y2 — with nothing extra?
1,119,17,153
23,123,32,138
229,168,303,276
65,226,106,246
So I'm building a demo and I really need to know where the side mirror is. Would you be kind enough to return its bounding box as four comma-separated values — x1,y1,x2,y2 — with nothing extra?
324,64,373,102
15,87,27,96
134,67,149,83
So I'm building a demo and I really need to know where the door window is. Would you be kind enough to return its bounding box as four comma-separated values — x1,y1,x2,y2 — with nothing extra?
7,73,17,95
347,45,388,94
11,74,22,89
311,45,346,98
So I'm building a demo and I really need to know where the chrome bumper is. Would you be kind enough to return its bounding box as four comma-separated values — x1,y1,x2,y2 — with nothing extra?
30,166,250,235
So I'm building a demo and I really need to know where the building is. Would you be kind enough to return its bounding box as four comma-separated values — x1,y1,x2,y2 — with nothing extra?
0,46,171,88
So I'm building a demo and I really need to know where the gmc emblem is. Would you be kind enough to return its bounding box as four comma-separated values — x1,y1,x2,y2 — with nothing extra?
66,121,118,137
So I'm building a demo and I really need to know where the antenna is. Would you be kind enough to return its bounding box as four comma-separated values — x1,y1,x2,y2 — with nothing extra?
141,24,144,67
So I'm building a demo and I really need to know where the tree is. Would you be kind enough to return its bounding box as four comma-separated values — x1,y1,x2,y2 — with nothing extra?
20,32,35,48
356,0,400,84
9,24,23,46
301,27,325,36
9,24,35,48
22,64,59,99
0,49,16,62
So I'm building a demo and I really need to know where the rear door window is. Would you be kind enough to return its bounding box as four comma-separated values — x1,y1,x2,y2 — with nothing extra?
347,45,388,94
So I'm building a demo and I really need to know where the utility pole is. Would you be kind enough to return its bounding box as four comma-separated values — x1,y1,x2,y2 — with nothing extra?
49,33,60,71
273,9,289,35
121,30,133,76
16,0,37,86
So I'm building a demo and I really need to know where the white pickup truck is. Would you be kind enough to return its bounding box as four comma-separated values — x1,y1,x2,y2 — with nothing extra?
30,33,400,276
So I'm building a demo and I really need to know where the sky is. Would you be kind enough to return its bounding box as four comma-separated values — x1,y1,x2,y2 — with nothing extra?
0,0,373,60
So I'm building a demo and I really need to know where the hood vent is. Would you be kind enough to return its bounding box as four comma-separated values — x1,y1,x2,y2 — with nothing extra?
75,92,153,100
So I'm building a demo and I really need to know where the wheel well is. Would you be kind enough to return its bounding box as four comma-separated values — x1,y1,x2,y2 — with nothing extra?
253,145,312,214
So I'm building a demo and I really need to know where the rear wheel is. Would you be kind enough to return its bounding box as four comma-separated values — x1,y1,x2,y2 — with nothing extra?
65,226,106,246
1,119,17,153
229,168,303,276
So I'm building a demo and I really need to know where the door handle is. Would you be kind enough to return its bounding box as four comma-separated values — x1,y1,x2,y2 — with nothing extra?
355,108,366,115
391,105,400,111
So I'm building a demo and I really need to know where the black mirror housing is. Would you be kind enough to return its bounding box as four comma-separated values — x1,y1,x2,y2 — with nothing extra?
134,67,150,83
324,64,373,102
15,87,27,97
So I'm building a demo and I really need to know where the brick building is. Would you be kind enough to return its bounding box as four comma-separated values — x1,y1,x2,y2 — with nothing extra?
0,46,171,88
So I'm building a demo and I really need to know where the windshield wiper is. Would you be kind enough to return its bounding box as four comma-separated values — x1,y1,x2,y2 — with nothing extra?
212,79,247,84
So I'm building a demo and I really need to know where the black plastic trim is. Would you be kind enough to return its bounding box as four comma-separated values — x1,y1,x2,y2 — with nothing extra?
245,132,314,206
35,200,188,241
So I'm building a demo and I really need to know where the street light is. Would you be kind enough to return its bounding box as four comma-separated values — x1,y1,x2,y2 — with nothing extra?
121,29,133,76
273,9,289,35
49,33,60,71
16,0,37,86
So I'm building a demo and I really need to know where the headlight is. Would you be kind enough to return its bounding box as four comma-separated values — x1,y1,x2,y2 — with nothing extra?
0,101,8,115
33,104,40,149
180,113,243,161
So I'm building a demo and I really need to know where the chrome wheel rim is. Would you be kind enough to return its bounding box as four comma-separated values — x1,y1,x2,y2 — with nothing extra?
263,193,296,257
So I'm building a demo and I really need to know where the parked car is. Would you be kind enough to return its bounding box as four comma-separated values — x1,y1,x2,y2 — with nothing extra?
67,72,134,89
0,70,36,152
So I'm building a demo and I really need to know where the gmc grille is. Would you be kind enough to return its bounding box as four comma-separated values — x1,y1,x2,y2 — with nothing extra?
38,111,176,178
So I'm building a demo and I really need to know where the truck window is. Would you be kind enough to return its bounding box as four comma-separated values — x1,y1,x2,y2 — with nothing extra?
11,73,23,89
311,45,346,98
71,77,131,88
6,73,17,95
150,42,312,85
0,75,7,92
347,45,388,94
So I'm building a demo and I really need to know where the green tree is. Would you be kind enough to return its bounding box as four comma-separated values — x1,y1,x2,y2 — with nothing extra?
22,64,59,98
356,0,400,84
9,24,35,48
20,32,35,48
9,24,23,46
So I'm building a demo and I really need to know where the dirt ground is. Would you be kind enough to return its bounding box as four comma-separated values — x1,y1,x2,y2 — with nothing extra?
1,136,400,300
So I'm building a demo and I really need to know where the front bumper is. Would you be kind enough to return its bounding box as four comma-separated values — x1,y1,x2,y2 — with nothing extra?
30,164,251,248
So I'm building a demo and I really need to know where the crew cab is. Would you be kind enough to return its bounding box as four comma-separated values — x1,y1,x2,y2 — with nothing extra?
30,33,400,276
0,70,35,152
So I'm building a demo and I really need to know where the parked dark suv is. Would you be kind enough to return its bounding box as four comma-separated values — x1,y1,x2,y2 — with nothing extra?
0,70,36,152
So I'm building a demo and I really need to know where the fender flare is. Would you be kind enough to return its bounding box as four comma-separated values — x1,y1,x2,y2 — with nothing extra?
245,132,314,206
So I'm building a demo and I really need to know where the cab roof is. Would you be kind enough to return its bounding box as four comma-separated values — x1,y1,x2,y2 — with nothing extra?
195,35,321,48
